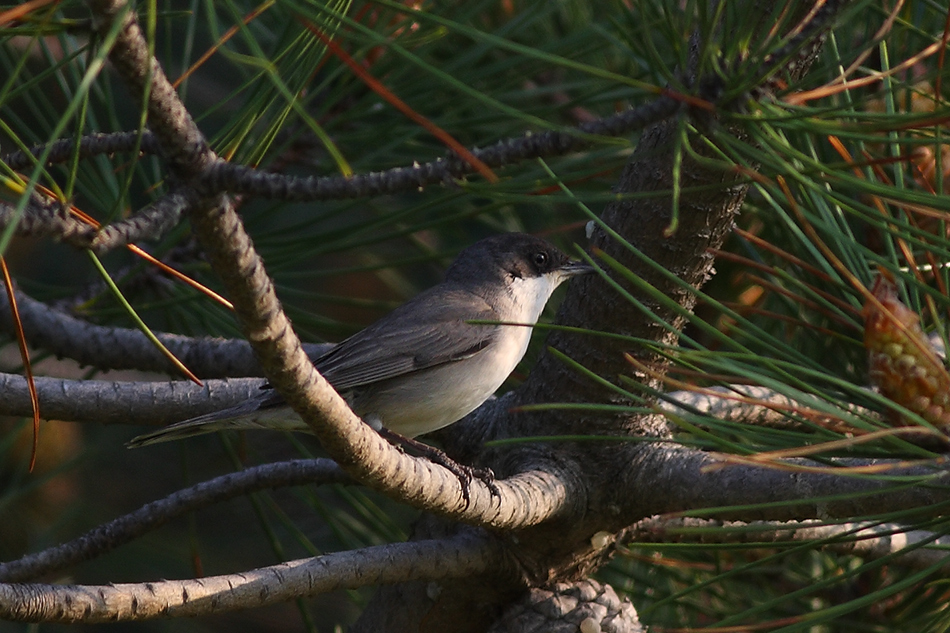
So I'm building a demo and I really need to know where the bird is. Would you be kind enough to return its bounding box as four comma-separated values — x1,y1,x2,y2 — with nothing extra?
129,233,593,465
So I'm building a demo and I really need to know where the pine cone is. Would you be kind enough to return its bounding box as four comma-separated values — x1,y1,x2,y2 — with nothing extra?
863,275,950,430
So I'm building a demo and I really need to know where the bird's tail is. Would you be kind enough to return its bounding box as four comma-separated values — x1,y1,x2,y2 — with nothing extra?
127,397,305,447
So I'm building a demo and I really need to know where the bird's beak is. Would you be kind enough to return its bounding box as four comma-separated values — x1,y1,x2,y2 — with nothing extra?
560,260,596,278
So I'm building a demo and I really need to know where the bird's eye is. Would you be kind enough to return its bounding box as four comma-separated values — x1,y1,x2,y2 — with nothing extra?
533,252,548,268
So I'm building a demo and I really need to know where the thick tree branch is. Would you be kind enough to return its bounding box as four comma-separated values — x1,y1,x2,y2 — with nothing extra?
662,385,813,427
0,372,262,426
626,444,950,522
661,385,876,430
0,531,503,623
0,281,333,377
629,517,950,573
0,459,350,583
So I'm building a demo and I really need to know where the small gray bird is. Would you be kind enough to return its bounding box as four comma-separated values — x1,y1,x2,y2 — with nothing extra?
129,233,593,448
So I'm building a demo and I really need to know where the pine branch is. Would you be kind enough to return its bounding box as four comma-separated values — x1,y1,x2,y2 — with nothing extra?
0,281,331,377
629,517,950,574
0,532,502,622
0,459,351,583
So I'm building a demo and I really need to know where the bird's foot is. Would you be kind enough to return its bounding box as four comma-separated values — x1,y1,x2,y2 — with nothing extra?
428,454,499,507
378,428,500,506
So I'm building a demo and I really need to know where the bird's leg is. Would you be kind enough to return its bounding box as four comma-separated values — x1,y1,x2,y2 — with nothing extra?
377,428,500,505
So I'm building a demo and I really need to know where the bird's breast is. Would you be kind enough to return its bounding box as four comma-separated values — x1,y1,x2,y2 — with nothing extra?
350,320,533,438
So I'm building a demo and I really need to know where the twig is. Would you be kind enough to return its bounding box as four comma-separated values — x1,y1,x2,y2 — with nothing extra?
198,95,681,201
0,196,94,242
1,131,161,171
0,459,351,583
86,188,192,253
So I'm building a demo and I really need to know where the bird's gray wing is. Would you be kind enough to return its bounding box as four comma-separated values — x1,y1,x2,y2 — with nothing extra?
314,286,498,390
128,288,498,447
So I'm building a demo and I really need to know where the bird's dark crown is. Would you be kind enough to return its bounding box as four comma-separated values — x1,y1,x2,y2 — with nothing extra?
444,233,572,284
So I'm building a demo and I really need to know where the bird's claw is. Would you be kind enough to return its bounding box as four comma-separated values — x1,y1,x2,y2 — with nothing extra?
433,459,500,507
378,427,499,507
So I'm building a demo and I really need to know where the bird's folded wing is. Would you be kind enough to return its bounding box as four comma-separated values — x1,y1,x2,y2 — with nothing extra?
314,287,498,390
